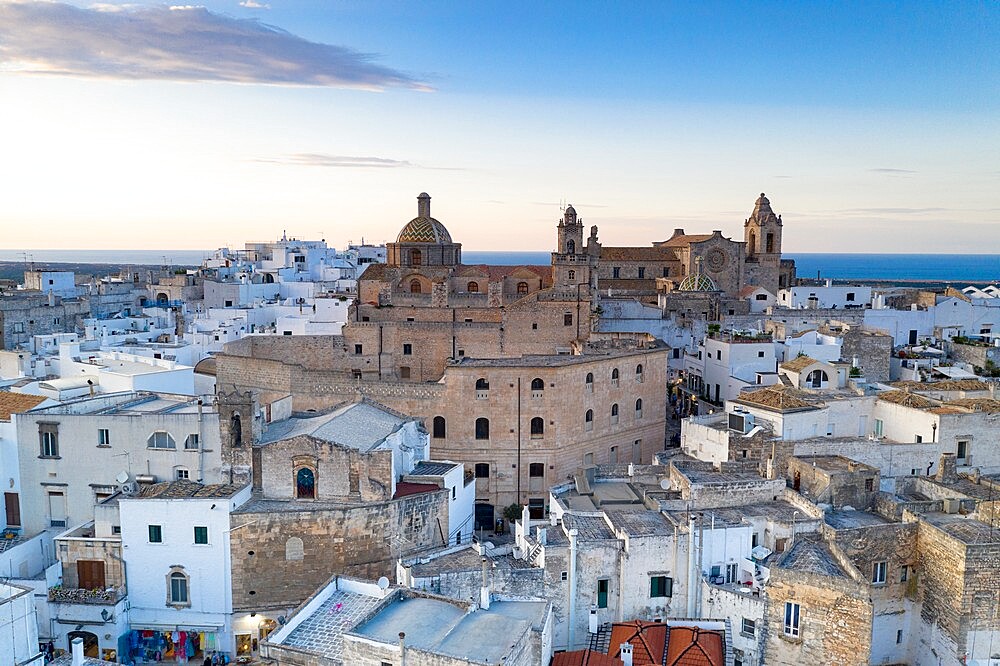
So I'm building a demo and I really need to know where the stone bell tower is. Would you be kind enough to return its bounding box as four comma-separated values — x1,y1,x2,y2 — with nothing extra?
217,389,257,485
743,193,783,291
552,205,592,289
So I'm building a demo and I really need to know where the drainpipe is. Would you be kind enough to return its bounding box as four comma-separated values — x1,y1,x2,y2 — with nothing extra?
197,399,205,483
696,512,705,617
568,528,579,649
686,513,696,617
516,377,522,504
617,543,625,622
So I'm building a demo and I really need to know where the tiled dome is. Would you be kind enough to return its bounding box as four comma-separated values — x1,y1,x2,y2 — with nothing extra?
396,192,453,244
677,273,718,292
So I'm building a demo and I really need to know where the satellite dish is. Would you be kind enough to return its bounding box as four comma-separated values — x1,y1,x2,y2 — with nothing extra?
115,471,130,485
377,576,390,591
483,542,495,551
660,478,670,491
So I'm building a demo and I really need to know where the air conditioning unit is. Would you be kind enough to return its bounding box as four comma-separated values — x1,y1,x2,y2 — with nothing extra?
729,412,755,434
943,498,961,514
119,482,139,496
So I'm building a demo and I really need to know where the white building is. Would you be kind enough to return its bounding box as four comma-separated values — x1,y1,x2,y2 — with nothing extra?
15,391,223,535
0,581,42,665
402,460,476,546
778,283,872,310
119,480,252,664
23,270,77,299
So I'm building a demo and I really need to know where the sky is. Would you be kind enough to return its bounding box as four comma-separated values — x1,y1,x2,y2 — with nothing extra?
0,0,997,253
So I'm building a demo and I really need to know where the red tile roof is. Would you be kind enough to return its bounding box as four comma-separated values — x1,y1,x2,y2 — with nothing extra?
552,650,624,666
392,481,439,499
0,392,47,422
664,627,725,666
608,621,667,665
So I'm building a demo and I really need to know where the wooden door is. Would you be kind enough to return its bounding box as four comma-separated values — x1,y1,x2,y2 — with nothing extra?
77,560,106,590
4,493,19,527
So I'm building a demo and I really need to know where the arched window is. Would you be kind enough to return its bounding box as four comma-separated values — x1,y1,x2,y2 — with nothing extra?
806,369,829,388
766,233,774,254
531,378,544,391
611,368,620,387
585,409,594,431
748,231,757,256
432,416,446,439
409,279,422,294
411,249,422,266
517,281,529,295
295,467,315,499
567,239,576,254
635,398,643,418
475,418,490,440
168,569,189,605
635,364,644,382
476,378,490,390
586,372,594,385
530,417,544,438
285,537,304,561
611,403,619,424
467,281,479,293
568,270,576,280
230,412,242,447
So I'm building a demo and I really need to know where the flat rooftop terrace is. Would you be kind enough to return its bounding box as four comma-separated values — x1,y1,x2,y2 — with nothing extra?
825,508,894,530
922,512,1000,545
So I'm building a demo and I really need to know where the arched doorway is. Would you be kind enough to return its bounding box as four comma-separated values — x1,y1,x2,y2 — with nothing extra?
68,631,100,658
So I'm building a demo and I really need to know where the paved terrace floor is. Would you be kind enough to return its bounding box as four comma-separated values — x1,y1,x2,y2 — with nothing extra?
280,589,384,660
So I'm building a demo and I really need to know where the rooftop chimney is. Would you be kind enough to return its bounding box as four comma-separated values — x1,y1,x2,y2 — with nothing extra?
399,632,406,666
620,642,634,666
71,637,84,666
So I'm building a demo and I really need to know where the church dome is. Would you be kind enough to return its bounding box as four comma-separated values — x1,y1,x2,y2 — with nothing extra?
396,192,453,244
677,273,718,292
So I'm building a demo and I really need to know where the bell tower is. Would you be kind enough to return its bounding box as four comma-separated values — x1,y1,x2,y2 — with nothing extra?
217,389,257,485
552,205,592,288
743,193,783,290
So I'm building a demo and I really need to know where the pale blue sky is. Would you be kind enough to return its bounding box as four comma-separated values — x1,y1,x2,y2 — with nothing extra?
0,0,996,252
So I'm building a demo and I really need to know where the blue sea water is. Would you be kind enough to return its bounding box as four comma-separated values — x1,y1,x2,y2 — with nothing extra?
0,249,996,282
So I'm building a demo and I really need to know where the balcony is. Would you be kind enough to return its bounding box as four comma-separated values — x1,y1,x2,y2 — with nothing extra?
49,584,126,605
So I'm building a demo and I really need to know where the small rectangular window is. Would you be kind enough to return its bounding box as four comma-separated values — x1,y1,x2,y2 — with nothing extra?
872,561,887,584
564,313,573,326
757,351,765,357
915,434,923,443
900,565,908,582
638,267,645,279
846,292,856,301
597,578,609,608
649,575,672,598
403,343,412,355
957,440,969,460
176,469,189,480
560,571,568,581
39,427,59,458
98,429,110,447
149,525,163,543
784,602,800,637
741,618,756,637
613,267,621,279
354,344,363,355
194,526,208,545
865,478,874,491
185,434,200,450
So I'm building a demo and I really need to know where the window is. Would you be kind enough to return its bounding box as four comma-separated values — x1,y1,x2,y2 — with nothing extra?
900,565,908,582
915,434,923,443
610,403,619,425
98,429,110,447
638,267,646,279
650,575,672,598
563,313,572,326
726,563,738,583
872,561,887,584
531,377,544,391
635,364,643,382
403,343,412,355
39,425,59,457
185,434,200,450
354,344,363,355
846,292,856,302
13,322,24,333
957,440,969,461
632,439,642,463
585,372,594,390
169,570,189,605
475,418,490,440
755,293,768,301
568,270,575,280
635,398,643,418
517,282,529,295
865,478,874,491
295,467,315,499
529,463,544,478
613,267,621,279
585,409,594,431
758,350,765,357
566,239,576,254
476,378,490,391
528,498,545,519
742,618,756,637
611,368,620,386
175,469,189,480
561,571,568,581
411,249,422,266
896,630,903,644
474,463,490,478
399,366,411,379
597,579,609,608
873,419,883,437
194,526,208,544
609,446,618,463
409,279,422,294
530,417,544,438
148,431,175,449
432,416,446,439
148,525,163,543
467,281,479,293
784,602,800,637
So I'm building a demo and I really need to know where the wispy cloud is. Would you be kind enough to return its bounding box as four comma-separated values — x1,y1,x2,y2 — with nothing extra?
530,201,608,208
251,152,465,171
239,0,269,8
868,168,918,174
0,1,429,90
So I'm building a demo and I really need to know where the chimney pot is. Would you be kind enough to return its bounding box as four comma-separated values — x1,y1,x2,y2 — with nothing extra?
72,637,85,666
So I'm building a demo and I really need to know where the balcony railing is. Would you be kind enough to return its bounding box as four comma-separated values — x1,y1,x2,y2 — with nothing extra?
49,585,125,605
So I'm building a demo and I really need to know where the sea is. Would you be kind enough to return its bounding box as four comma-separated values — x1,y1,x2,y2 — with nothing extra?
0,249,997,283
